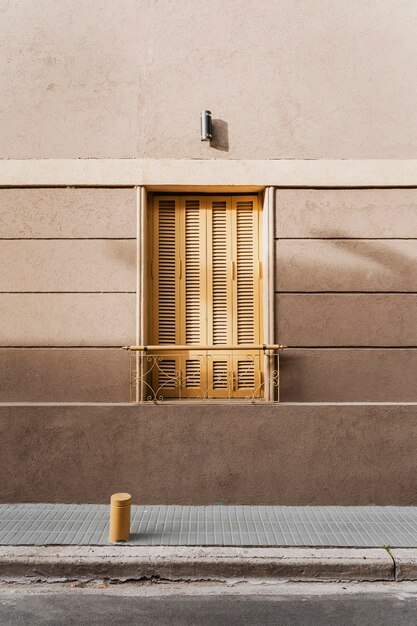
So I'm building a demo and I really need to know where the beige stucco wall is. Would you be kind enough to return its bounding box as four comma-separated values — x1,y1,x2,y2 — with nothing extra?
0,188,136,403
1,0,417,159
1,186,416,403
276,188,417,402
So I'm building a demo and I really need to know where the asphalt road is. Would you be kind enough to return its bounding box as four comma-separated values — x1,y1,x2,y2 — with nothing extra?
2,581,417,625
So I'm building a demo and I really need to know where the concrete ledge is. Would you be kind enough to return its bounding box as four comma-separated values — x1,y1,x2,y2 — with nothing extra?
0,159,416,187
0,547,394,583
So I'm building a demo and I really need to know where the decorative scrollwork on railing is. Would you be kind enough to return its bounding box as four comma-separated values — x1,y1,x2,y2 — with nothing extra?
140,354,182,403
127,345,284,403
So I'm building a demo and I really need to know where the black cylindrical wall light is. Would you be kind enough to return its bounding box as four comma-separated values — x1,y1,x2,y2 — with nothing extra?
200,110,212,141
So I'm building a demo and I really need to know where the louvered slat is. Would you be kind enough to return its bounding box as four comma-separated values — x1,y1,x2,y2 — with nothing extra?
237,360,255,389
185,359,201,388
157,200,176,344
212,360,229,389
185,200,201,344
236,201,255,344
212,201,228,344
157,359,177,390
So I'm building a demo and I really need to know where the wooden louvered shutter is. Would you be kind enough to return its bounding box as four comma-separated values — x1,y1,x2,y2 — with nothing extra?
180,197,207,346
206,197,233,396
233,198,258,344
207,197,233,345
231,197,261,397
152,197,181,397
205,196,261,398
179,197,207,397
151,194,262,399
154,197,180,344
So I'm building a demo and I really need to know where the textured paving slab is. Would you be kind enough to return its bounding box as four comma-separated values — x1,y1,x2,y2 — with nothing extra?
0,505,417,547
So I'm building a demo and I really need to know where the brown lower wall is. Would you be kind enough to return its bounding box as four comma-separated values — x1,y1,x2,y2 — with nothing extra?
280,349,417,402
0,349,130,402
2,348,416,403
276,294,417,347
2,403,417,505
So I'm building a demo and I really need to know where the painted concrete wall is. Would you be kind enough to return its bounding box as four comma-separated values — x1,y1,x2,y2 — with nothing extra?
1,403,417,505
1,186,417,403
1,0,417,159
1,186,416,504
0,188,135,403
277,188,417,401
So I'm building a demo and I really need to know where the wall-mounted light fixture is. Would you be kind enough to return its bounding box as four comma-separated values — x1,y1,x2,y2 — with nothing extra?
200,110,212,141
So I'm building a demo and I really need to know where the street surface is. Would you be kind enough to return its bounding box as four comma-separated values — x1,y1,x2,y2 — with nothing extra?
2,581,417,625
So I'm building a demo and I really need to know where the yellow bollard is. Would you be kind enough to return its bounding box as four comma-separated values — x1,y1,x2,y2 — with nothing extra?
109,493,131,542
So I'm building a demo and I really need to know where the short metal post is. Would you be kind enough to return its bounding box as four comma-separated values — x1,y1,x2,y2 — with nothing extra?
109,493,131,542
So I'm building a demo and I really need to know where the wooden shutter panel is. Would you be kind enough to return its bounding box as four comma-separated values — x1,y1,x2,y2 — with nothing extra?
151,197,181,398
206,197,233,397
181,197,207,397
182,197,207,345
233,197,259,345
154,197,180,345
207,197,233,346
232,197,261,398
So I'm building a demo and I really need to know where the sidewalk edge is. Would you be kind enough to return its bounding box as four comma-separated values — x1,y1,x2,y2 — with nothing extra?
0,547,394,583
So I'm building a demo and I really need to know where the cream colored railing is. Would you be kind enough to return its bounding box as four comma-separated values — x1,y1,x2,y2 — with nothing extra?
123,344,285,403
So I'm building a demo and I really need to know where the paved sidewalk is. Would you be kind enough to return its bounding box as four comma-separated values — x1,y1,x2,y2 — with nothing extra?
1,504,417,547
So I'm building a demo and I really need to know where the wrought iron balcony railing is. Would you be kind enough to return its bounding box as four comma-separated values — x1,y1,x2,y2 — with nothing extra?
123,344,285,403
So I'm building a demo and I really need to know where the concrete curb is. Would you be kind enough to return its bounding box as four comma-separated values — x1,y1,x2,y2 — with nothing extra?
0,546,395,583
391,549,417,581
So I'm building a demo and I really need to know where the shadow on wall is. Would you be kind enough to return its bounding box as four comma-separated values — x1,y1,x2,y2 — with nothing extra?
277,228,417,401
210,119,229,152
309,228,417,276
277,229,417,292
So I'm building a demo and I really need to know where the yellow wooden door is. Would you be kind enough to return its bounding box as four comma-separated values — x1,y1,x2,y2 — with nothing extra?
150,194,262,399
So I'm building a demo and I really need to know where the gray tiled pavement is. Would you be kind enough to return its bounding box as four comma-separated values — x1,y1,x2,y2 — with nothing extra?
1,504,417,548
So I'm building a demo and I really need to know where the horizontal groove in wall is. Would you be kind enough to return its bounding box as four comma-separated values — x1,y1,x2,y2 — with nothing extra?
0,237,136,241
0,291,135,294
0,346,126,349
8,185,412,190
274,186,417,190
283,346,417,350
276,291,417,295
2,346,416,350
0,185,136,189
275,237,417,241
2,185,417,190
0,343,133,350
0,345,417,348
286,346,417,349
